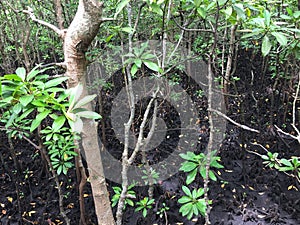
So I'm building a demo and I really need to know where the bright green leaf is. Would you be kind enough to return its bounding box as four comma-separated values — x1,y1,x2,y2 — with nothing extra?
44,77,68,89
52,115,66,132
19,95,34,107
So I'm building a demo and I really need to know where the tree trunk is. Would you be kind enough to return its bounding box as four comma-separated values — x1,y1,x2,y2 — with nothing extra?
64,1,115,224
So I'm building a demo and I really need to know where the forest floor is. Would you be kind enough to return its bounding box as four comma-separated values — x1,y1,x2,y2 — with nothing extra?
1,129,299,225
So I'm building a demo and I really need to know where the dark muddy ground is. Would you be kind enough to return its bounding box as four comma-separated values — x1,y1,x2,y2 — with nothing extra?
1,49,300,224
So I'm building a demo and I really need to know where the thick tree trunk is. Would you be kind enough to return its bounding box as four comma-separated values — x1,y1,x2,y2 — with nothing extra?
64,1,115,224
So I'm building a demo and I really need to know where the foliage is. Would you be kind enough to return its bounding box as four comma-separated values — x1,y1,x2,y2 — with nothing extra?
178,185,210,220
179,151,224,184
111,183,136,209
262,152,300,183
141,168,160,185
135,197,155,218
156,202,169,219
0,66,101,175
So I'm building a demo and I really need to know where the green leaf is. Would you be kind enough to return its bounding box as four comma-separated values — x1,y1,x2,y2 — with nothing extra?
30,109,51,132
76,110,102,119
209,171,217,181
121,27,135,34
52,115,66,132
262,35,272,56
180,161,198,172
26,66,40,81
44,77,68,89
131,64,138,76
3,74,22,81
179,202,193,217
13,103,22,114
73,94,97,109
280,158,293,167
143,61,160,72
178,196,192,204
186,169,197,185
264,9,271,27
197,7,206,19
223,6,233,19
19,95,34,107
134,59,142,68
194,0,201,7
142,208,147,217
271,32,288,46
115,0,130,19
16,67,26,81
182,185,192,197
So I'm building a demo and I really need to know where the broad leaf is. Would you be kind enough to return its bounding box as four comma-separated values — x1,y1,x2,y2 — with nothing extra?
16,67,26,81
44,77,68,89
186,168,197,185
19,95,34,107
262,35,272,56
73,94,97,109
182,185,192,197
271,32,288,46
30,109,51,132
52,115,66,132
143,61,160,72
76,110,102,119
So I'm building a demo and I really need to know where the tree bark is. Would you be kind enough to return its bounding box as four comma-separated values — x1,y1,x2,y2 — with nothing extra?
64,1,115,224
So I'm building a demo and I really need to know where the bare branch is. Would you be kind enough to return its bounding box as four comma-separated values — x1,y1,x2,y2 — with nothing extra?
210,108,260,133
23,8,66,38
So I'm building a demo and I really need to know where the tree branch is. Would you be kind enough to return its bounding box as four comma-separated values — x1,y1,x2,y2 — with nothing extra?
23,8,66,38
209,108,260,133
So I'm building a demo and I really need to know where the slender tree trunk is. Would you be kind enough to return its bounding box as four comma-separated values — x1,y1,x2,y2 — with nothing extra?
64,1,115,224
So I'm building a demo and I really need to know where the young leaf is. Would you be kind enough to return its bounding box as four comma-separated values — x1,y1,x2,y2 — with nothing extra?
73,94,97,109
16,67,26,81
76,110,102,119
262,35,272,56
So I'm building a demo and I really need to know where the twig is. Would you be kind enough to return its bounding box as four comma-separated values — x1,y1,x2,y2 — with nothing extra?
209,108,260,133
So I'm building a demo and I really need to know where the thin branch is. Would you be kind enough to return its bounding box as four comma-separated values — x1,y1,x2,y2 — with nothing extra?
210,108,260,133
22,8,66,38
172,17,214,33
